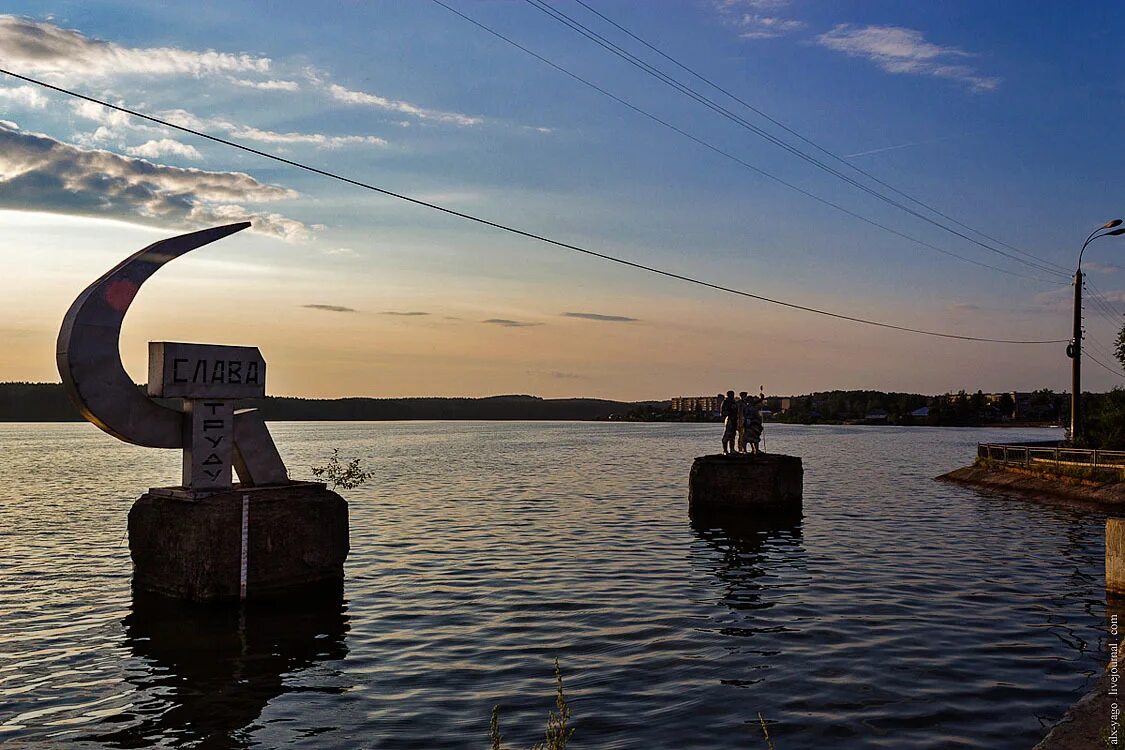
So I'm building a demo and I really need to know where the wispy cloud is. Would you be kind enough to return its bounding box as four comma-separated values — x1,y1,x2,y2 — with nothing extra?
713,0,804,39
1092,289,1125,305
229,78,300,91
1031,285,1125,317
326,83,482,126
844,133,970,158
381,311,430,316
125,138,202,160
0,122,309,241
303,304,357,313
527,369,585,380
715,0,792,8
562,312,639,323
1,15,489,140
1029,286,1074,314
71,103,388,151
224,125,387,148
0,15,271,80
1084,261,1121,275
816,25,1001,92
483,318,542,328
947,302,982,313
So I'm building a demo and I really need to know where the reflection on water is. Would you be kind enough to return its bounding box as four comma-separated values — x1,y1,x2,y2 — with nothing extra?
691,517,804,693
87,587,349,749
692,516,804,617
0,422,1114,749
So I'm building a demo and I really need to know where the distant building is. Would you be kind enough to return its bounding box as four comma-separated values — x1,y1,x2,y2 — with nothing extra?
671,395,722,414
911,406,930,418
984,391,1056,420
864,408,889,424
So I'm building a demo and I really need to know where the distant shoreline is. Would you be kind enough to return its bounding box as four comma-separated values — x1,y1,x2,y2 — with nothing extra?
0,382,1073,427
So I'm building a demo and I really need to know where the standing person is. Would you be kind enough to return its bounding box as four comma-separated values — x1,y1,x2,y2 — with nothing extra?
736,391,749,453
720,390,737,455
745,395,764,455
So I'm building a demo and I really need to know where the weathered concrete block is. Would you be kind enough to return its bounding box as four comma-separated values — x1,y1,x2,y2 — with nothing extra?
1107,518,1125,596
688,454,803,521
129,481,349,602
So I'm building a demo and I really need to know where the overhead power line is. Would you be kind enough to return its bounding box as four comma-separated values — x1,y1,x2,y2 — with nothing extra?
0,67,1069,345
1086,336,1117,363
1088,278,1124,318
1085,350,1125,379
522,0,1071,280
428,0,1059,286
568,0,1073,278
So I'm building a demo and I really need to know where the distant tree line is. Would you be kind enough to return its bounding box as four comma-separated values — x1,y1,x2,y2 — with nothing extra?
617,388,1069,427
0,382,657,422
772,389,1064,426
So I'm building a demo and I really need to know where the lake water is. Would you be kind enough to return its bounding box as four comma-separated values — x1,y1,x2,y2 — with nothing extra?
0,422,1111,749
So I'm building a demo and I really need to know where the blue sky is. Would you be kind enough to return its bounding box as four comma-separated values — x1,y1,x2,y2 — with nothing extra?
1,0,1123,399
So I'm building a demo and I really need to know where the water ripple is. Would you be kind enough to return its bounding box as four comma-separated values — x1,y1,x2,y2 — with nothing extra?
0,422,1109,748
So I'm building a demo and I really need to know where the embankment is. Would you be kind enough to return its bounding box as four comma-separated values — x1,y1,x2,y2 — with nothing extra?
939,460,1121,747
937,461,1125,508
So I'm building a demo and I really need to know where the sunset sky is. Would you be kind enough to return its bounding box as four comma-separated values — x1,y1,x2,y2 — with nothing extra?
2,0,1123,400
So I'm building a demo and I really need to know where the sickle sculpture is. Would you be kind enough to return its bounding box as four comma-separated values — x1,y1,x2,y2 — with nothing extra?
56,222,288,486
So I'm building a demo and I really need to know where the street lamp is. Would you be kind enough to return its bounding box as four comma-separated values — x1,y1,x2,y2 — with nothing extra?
1069,219,1125,443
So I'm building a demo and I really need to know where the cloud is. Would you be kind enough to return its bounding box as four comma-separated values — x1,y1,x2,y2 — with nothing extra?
381,311,429,316
303,304,357,313
71,102,388,151
562,312,639,323
713,1,804,39
1084,261,1121,275
1029,286,1074,314
528,369,585,380
0,122,309,240
483,318,542,328
946,302,982,314
229,78,300,91
126,138,202,160
225,125,387,148
1092,290,1125,305
0,15,271,80
327,83,482,126
735,15,805,39
816,25,1001,92
715,0,791,8
323,247,357,256
0,85,48,109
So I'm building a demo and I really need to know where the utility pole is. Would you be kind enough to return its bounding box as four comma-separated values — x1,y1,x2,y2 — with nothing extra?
1070,269,1082,442
1071,218,1125,444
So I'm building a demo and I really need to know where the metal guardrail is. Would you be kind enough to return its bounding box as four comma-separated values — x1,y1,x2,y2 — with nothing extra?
977,442,1125,470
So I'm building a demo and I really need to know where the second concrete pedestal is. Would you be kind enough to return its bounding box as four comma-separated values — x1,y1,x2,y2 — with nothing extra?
129,481,349,602
1108,518,1125,596
688,453,803,522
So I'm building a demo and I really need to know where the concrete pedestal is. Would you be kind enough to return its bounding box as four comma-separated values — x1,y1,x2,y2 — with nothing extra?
1108,518,1125,596
129,481,349,602
688,453,803,521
